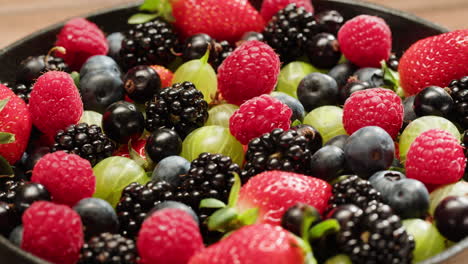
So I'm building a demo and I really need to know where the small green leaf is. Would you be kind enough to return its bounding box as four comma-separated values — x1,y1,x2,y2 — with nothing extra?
381,60,403,97
0,132,15,144
389,166,406,173
309,219,340,240
0,155,14,177
139,0,160,11
128,13,159,24
238,208,258,226
70,71,80,89
207,207,238,232
228,173,241,207
200,198,227,209
0,98,9,113
291,119,302,127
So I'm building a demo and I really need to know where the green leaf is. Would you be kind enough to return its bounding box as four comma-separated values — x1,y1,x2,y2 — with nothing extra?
139,0,160,11
0,132,15,144
200,198,227,209
291,119,302,127
0,98,9,113
0,155,14,178
309,219,340,240
228,173,241,207
381,60,403,97
207,207,238,232
238,208,258,226
128,13,159,24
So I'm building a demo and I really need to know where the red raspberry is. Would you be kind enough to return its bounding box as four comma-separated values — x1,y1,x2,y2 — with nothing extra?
218,40,280,105
31,151,95,206
138,208,204,264
230,95,292,145
55,18,108,70
29,71,83,136
21,201,83,264
151,65,174,88
343,88,403,139
260,0,313,22
405,129,466,185
399,30,468,96
338,15,392,68
0,84,32,164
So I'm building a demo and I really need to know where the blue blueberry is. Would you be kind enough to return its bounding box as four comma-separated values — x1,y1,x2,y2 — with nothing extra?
148,201,199,224
271,92,305,122
152,156,190,187
80,55,121,78
328,62,357,88
80,70,125,113
107,32,124,64
297,72,338,112
73,198,119,239
353,67,384,88
310,145,345,182
324,134,349,150
344,126,394,178
369,170,406,198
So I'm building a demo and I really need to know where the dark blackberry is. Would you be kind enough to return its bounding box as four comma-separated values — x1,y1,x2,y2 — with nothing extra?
387,53,399,71
263,3,319,62
120,19,179,70
448,76,468,128
328,175,382,211
51,123,115,166
0,180,26,204
79,232,138,264
17,54,70,85
0,180,26,236
145,82,208,138
9,83,32,103
241,127,320,182
331,202,415,264
116,181,175,238
211,40,233,69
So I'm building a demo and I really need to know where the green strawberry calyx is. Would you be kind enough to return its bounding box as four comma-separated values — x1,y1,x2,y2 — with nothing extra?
128,0,174,24
0,98,16,145
381,60,405,98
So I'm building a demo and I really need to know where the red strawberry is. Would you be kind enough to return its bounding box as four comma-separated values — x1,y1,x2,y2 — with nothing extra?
237,170,332,224
171,0,265,43
260,0,314,23
189,224,305,264
0,84,32,164
399,30,468,96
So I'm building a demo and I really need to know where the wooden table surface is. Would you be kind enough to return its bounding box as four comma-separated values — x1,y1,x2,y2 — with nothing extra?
0,0,466,49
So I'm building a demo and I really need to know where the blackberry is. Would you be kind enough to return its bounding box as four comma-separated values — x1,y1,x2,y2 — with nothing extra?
145,82,209,138
448,76,468,128
0,180,26,236
263,3,319,62
51,123,115,166
17,54,70,85
328,175,382,211
241,127,320,181
79,233,138,264
387,54,399,71
116,181,175,238
0,180,26,204
211,40,233,69
10,83,32,103
120,19,179,70
331,202,414,264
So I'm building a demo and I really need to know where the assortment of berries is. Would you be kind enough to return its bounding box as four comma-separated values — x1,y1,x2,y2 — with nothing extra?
0,1,467,264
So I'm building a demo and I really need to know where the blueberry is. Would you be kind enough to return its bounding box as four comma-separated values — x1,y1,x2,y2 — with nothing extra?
107,32,125,64
344,126,394,178
402,96,417,130
148,201,199,224
310,145,345,182
14,183,51,214
353,67,384,88
102,101,145,143
80,55,121,78
73,198,119,239
9,225,23,246
80,70,125,113
306,33,342,69
271,92,305,122
369,170,406,198
328,62,357,88
339,81,370,104
434,196,468,242
151,156,190,187
281,203,321,237
297,72,338,111
123,65,161,104
413,86,453,117
324,134,349,150
145,128,182,163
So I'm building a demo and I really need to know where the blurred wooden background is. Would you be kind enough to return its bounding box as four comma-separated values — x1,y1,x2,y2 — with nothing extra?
0,0,466,48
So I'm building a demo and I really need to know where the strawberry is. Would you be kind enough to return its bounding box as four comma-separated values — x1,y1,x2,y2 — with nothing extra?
399,30,468,96
0,84,32,164
189,224,305,264
170,0,265,43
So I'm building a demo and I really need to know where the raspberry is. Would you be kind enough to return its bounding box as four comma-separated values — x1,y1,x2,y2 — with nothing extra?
31,151,95,206
137,208,204,264
338,15,392,68
21,201,83,264
260,0,314,23
399,30,468,96
218,40,280,105
406,129,466,185
29,71,83,136
150,65,174,88
230,95,292,145
55,18,108,70
343,88,403,139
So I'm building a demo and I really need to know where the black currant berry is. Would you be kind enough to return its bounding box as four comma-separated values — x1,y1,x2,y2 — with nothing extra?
124,65,162,103
145,128,182,163
102,101,145,144
413,86,453,117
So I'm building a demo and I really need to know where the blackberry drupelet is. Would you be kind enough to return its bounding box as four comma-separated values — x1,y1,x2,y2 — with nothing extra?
332,202,415,264
328,175,382,211
116,181,175,238
448,76,468,128
241,127,319,182
145,82,209,138
0,180,26,236
0,180,26,204
120,19,179,70
263,3,319,62
79,232,138,264
10,83,33,103
51,123,115,166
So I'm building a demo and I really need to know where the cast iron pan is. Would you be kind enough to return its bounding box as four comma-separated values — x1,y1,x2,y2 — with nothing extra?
0,0,465,263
